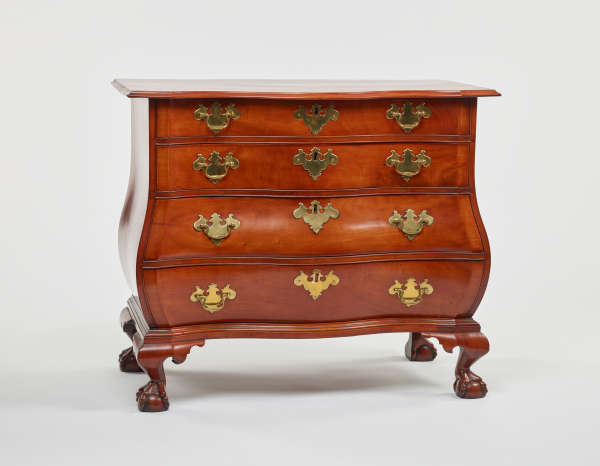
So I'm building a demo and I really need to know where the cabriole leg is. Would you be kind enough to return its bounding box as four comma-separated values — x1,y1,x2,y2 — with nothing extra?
405,332,437,361
425,331,489,399
119,307,143,373
136,345,170,412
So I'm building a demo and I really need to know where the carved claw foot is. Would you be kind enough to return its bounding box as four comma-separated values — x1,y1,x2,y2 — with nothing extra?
454,368,487,399
136,381,170,412
119,346,143,372
405,332,437,361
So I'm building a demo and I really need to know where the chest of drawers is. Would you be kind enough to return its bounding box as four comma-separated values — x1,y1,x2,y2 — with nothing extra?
113,79,500,412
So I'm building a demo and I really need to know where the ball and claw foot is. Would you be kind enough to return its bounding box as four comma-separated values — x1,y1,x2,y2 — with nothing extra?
119,346,143,373
136,381,170,412
454,369,488,399
405,333,437,361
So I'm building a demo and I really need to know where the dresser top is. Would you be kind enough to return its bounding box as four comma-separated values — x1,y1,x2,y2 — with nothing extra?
112,79,500,99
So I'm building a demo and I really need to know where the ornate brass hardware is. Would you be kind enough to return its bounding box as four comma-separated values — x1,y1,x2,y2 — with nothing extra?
293,147,338,180
193,213,240,246
388,278,433,307
192,151,239,184
293,104,339,135
193,102,240,134
293,200,339,234
385,149,431,181
294,269,340,300
190,283,237,313
388,209,434,240
386,102,432,133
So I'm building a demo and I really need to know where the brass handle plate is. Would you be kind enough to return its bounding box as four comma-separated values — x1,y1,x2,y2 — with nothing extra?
388,278,433,307
292,147,338,180
193,151,239,184
388,209,434,240
193,102,240,134
293,104,339,135
386,102,431,133
294,269,340,300
293,200,339,234
190,283,237,313
385,149,431,181
193,213,240,246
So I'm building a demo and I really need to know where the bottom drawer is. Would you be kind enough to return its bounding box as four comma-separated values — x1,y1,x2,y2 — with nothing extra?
142,260,485,327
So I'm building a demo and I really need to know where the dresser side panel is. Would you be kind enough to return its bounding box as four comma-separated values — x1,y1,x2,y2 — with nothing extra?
118,98,150,293
467,99,492,315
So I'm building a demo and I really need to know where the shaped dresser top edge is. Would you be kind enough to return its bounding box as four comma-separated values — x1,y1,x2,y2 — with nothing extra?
112,79,500,99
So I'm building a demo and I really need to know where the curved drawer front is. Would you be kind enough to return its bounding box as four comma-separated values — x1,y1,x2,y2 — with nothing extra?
142,260,485,326
156,142,470,191
145,194,483,260
156,99,471,138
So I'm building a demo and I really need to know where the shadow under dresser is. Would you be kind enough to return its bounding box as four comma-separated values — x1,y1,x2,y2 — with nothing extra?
112,79,500,412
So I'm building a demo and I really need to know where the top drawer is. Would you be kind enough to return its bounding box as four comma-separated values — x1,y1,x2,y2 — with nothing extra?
155,98,472,138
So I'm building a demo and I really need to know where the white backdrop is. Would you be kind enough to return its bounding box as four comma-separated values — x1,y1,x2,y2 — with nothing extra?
1,1,598,464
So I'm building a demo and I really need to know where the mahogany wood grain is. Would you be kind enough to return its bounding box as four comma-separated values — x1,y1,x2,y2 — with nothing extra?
144,194,483,260
141,260,485,327
155,99,471,138
155,142,470,192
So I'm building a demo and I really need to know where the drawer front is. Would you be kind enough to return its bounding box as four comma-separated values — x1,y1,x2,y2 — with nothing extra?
145,194,483,260
143,260,485,326
155,99,471,138
156,142,470,191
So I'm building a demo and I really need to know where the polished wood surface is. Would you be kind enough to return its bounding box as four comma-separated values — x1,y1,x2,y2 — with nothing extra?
145,194,483,260
156,99,471,138
142,260,486,327
113,79,500,99
156,142,470,191
115,81,497,410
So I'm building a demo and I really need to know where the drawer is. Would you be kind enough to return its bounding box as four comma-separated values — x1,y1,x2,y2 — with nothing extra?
156,142,470,191
145,194,483,260
142,260,486,326
155,98,472,138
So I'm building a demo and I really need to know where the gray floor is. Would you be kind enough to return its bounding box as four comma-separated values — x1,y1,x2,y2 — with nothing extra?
1,327,596,466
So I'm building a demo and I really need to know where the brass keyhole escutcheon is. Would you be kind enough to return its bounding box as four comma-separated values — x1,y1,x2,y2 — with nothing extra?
388,209,434,240
193,102,240,134
294,269,340,300
385,149,431,181
190,283,237,313
293,200,339,234
386,102,432,133
388,278,433,307
292,147,338,180
193,213,240,246
192,151,239,184
293,103,339,135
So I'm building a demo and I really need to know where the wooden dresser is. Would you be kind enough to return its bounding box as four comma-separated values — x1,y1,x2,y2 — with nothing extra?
113,79,500,412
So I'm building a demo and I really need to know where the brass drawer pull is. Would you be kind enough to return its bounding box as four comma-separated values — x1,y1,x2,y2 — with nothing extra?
293,104,339,135
293,200,339,234
293,147,338,180
192,151,239,184
193,102,240,134
386,102,431,133
193,213,240,246
388,278,433,307
385,149,431,181
388,209,433,240
294,269,339,300
190,283,237,313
